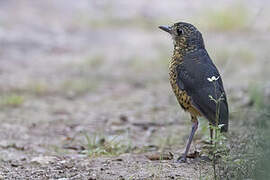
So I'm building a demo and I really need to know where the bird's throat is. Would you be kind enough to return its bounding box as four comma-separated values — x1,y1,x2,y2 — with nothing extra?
173,43,200,59
172,45,186,61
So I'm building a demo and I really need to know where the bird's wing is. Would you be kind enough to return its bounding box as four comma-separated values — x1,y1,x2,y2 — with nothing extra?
176,49,229,132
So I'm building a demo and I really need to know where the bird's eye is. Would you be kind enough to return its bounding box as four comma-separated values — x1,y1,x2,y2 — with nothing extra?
176,28,183,36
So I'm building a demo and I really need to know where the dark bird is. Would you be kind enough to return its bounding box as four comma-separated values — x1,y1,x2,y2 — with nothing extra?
159,22,229,162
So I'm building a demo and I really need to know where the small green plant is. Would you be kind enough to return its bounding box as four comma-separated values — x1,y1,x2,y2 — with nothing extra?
207,76,228,180
203,80,269,179
205,77,267,179
0,94,24,107
83,133,132,157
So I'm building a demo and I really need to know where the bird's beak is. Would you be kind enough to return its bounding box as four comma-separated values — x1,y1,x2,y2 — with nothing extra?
158,25,171,34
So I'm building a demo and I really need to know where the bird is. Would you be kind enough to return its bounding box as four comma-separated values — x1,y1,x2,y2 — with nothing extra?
159,22,229,163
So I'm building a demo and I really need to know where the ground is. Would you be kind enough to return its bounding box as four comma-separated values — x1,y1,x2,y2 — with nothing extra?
0,0,269,179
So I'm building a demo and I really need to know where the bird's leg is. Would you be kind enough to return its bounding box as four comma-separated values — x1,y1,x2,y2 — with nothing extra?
177,116,198,163
209,125,213,144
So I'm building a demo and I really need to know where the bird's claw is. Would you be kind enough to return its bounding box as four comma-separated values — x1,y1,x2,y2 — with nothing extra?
176,156,187,163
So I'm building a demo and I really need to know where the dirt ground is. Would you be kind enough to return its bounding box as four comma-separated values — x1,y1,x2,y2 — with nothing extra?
0,0,269,179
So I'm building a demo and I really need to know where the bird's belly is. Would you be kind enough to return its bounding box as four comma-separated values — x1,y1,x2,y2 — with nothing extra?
169,75,201,117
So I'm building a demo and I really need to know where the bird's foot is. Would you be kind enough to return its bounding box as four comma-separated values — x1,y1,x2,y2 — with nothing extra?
176,155,187,163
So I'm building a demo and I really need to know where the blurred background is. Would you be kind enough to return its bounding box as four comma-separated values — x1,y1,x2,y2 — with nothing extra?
0,0,269,179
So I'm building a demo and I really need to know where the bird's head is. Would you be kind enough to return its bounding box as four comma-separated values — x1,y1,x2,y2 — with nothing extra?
159,22,205,53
